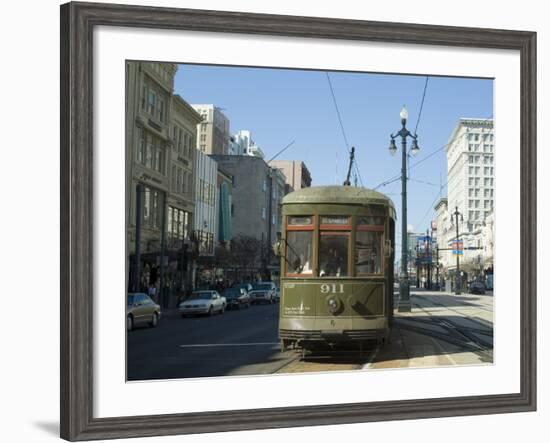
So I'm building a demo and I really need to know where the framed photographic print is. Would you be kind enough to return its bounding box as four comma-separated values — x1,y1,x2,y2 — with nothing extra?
60,1,536,441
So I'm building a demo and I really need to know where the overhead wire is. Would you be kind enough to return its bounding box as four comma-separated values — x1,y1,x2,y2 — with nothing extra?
325,72,364,187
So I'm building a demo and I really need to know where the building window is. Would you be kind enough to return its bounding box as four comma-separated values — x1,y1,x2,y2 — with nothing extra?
200,144,206,152
168,206,189,241
171,165,176,191
484,167,490,175
262,207,266,219
141,186,163,230
138,130,165,174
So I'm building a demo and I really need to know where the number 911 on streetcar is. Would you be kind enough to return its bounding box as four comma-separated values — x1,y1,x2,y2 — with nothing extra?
273,185,396,352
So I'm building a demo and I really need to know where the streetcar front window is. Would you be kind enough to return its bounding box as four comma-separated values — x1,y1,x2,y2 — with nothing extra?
319,234,349,277
355,231,382,275
286,231,313,275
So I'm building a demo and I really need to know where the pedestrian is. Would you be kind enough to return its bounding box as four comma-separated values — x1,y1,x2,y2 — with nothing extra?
148,283,157,302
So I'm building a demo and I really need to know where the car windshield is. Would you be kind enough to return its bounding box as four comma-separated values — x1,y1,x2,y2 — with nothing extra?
127,294,136,306
188,292,211,300
252,283,272,290
223,289,240,297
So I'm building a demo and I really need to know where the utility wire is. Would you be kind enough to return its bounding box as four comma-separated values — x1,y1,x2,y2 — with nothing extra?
373,115,493,191
415,182,447,230
407,76,430,179
414,76,429,135
325,72,364,187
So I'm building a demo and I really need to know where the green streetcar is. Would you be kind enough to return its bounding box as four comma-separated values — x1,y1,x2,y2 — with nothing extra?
275,185,396,353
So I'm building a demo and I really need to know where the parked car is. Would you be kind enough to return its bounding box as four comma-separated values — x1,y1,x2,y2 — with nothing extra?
127,293,161,331
178,290,226,317
222,287,251,310
249,281,277,304
231,282,253,296
469,281,486,294
274,287,281,303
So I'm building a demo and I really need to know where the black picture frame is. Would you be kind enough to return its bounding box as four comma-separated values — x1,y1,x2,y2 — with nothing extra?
60,2,537,441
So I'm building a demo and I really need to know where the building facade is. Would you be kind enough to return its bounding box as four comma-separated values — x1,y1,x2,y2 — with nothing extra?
194,149,218,257
269,160,312,193
209,155,283,251
165,94,203,298
437,118,495,288
192,104,230,155
233,129,265,158
446,118,494,230
126,61,178,295
216,166,233,249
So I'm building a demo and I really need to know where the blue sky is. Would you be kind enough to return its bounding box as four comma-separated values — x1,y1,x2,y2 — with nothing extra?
174,64,493,250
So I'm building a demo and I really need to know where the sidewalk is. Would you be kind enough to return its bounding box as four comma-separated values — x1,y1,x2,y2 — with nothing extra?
363,289,494,370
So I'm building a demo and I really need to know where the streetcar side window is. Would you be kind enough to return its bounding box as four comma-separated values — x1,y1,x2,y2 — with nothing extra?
355,231,382,275
285,231,313,275
355,215,384,275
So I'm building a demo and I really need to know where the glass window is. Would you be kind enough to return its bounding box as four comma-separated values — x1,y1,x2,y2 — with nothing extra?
286,231,313,275
355,231,382,275
319,234,349,277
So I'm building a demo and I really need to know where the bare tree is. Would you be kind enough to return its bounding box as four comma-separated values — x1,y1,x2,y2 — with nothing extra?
230,235,261,276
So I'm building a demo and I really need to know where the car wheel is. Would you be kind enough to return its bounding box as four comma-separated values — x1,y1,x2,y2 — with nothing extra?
127,315,133,331
149,312,159,327
208,306,214,316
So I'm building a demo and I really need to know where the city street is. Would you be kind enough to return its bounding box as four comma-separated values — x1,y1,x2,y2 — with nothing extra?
127,289,493,381
127,303,295,380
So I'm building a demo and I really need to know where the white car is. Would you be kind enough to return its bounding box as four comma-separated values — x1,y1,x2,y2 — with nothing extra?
249,282,277,304
178,290,226,317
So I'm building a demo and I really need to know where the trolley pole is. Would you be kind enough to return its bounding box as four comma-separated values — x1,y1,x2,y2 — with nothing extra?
389,106,420,312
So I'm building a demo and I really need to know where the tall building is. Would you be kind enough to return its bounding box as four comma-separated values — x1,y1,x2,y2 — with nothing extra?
447,118,494,230
233,129,265,158
439,118,495,285
192,104,230,155
269,160,312,193
166,94,203,295
216,166,233,249
194,150,218,257
209,155,284,251
126,61,178,293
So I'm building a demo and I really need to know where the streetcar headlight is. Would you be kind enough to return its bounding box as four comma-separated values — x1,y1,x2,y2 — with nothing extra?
327,297,340,314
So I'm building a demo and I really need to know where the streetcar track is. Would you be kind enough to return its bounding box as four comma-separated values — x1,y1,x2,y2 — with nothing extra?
395,300,494,359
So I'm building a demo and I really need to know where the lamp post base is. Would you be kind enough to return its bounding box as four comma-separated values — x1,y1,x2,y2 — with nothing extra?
397,277,411,312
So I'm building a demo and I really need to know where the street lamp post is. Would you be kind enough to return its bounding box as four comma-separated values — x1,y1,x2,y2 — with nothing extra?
451,206,464,295
389,106,420,312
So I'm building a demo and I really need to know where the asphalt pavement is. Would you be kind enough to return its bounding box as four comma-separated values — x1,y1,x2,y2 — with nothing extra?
127,302,296,381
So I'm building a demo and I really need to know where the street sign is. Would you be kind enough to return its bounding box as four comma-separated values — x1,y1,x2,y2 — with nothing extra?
450,239,463,255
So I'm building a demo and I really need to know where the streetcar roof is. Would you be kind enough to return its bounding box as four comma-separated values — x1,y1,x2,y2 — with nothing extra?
282,186,396,214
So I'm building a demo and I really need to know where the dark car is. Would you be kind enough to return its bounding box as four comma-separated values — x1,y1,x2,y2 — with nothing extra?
222,288,251,310
231,282,253,295
469,281,486,294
